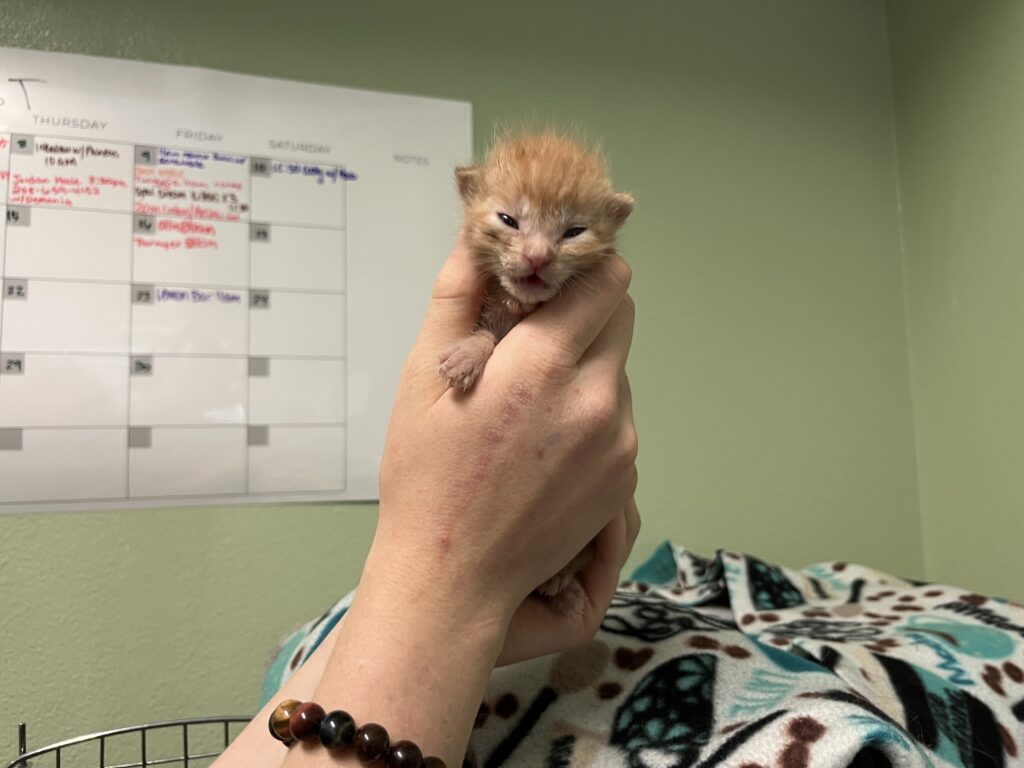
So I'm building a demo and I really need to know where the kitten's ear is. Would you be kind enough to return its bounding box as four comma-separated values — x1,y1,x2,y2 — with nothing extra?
455,165,484,202
607,192,635,227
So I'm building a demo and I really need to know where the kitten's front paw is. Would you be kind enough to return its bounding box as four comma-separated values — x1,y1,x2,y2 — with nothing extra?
438,334,495,391
537,570,578,598
539,577,587,619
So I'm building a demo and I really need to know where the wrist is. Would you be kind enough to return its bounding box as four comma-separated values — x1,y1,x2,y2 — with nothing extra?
365,514,522,633
356,540,510,659
297,537,508,765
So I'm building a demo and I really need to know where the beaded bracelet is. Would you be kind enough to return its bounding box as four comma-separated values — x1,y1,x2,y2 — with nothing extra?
268,698,470,767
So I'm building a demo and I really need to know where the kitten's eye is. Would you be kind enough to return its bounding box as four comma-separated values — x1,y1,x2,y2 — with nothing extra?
563,226,587,239
498,213,519,229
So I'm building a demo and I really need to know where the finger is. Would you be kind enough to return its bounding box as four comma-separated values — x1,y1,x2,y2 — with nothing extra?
624,496,641,553
403,234,486,399
578,293,635,373
422,232,486,343
512,254,631,366
578,509,630,620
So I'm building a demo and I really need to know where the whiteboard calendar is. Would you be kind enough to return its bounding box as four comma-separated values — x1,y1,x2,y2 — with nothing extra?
0,47,472,511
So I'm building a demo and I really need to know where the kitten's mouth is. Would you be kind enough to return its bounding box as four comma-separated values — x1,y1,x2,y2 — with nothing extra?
503,273,559,303
515,274,547,289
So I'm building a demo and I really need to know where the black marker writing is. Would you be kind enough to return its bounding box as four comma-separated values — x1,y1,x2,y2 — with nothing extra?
8,77,45,110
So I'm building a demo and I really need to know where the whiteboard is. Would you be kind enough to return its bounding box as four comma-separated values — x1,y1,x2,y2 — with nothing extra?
0,46,472,511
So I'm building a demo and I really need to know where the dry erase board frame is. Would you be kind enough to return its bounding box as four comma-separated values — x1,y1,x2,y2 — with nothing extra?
0,46,472,512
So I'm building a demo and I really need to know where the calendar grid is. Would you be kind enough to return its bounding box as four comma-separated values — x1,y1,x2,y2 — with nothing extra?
3,486,349,508
125,144,136,498
244,151,254,496
4,422,348,432
0,203,348,231
0,135,10,376
0,129,351,506
0,274,349,295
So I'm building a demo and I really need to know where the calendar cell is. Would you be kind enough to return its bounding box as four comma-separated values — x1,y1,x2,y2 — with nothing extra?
8,138,133,212
248,425,346,493
130,285,248,355
251,161,347,228
0,427,127,503
128,426,247,497
0,354,129,427
130,356,247,425
249,358,345,424
250,224,345,292
0,134,10,205
5,208,132,282
134,149,250,222
1,280,130,353
249,291,345,358
132,218,248,287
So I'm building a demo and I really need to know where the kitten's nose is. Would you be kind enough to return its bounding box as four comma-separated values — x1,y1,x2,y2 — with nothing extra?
524,251,551,272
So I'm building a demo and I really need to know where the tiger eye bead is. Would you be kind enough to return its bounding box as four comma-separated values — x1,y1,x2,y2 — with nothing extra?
268,699,301,743
423,758,447,768
319,709,356,750
354,723,390,762
289,701,326,741
386,740,423,768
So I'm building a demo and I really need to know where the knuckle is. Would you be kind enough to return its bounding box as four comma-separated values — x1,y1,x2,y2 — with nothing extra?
605,256,632,294
622,426,639,465
529,346,576,385
583,391,618,433
627,463,639,494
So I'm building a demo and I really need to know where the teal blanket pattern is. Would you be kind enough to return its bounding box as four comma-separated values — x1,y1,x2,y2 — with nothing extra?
263,544,1024,767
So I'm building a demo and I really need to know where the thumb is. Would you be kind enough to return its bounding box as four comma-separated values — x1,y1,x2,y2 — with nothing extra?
405,233,485,398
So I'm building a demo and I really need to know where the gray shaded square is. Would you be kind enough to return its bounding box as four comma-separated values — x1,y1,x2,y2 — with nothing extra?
134,215,155,234
0,429,23,450
135,145,157,165
128,427,152,449
251,223,271,243
2,354,25,375
133,284,155,304
131,356,153,376
251,157,271,177
4,279,27,300
11,135,33,154
248,357,270,377
6,206,30,226
248,426,269,446
250,289,270,309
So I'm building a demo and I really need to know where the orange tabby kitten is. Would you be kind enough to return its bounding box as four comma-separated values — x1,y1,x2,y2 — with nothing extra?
439,131,634,392
439,131,634,613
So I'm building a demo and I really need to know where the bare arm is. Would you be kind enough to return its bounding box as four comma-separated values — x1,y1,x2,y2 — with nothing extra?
216,237,638,766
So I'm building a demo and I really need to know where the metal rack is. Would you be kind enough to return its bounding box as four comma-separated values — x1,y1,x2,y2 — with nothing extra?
5,717,252,768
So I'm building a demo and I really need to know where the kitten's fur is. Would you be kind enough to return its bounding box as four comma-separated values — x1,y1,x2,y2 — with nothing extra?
439,131,634,391
439,131,634,614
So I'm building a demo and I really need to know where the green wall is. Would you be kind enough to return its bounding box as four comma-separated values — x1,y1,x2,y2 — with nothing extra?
0,0,931,757
888,1,1024,600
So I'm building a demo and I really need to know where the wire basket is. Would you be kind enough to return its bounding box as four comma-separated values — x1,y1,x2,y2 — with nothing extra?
5,717,252,768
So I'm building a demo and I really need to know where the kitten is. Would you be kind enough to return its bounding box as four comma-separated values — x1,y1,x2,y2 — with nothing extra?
439,131,634,392
439,132,634,614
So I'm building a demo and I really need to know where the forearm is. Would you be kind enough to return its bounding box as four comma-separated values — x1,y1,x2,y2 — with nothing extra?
286,544,506,766
217,541,507,768
213,623,340,768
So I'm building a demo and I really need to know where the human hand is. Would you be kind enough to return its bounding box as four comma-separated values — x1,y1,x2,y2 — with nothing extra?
370,234,638,657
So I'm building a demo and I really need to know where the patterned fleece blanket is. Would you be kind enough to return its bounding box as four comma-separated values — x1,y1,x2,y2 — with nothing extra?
263,544,1024,767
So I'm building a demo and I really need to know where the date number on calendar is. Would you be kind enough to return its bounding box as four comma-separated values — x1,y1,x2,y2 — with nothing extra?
4,279,28,299
2,355,25,375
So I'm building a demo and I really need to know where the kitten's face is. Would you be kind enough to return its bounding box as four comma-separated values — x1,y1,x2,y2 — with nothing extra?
457,134,633,305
